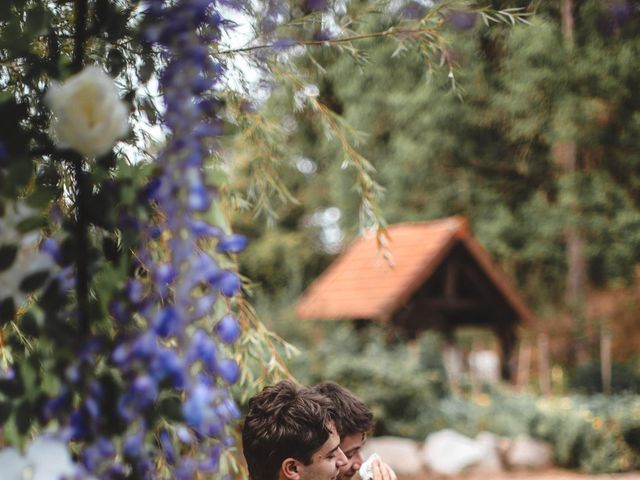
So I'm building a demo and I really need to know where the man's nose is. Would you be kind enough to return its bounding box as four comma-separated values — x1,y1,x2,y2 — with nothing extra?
336,448,348,467
351,452,363,470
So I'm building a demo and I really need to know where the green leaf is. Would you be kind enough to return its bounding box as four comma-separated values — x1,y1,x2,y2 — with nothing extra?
0,297,16,326
15,400,32,435
25,5,49,38
16,215,45,234
7,157,33,190
0,4,13,22
19,270,49,293
0,370,24,398
0,400,12,425
158,395,183,422
107,48,125,77
20,312,40,337
0,244,18,272
26,186,56,209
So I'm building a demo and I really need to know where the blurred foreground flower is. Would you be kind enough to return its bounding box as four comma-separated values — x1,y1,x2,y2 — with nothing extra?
0,437,78,480
45,66,129,158
0,201,53,316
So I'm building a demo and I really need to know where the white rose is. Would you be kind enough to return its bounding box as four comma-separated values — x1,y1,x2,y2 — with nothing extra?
0,437,78,480
45,66,129,158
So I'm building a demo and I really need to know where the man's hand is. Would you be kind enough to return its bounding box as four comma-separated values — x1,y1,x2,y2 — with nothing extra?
370,459,397,480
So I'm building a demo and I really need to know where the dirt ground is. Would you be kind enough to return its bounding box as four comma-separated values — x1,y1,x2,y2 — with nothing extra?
398,470,640,480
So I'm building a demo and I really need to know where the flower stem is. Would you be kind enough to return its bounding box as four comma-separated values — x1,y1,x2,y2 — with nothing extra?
70,0,89,334
72,154,90,336
72,0,88,72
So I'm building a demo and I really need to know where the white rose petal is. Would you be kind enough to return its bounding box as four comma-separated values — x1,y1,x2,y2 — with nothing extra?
0,447,28,480
0,438,79,480
46,66,129,158
27,438,76,480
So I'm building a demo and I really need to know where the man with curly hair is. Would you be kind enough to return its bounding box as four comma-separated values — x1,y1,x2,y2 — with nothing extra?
242,380,348,480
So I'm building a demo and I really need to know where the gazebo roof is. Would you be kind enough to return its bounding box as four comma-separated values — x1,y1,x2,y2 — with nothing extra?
296,216,534,324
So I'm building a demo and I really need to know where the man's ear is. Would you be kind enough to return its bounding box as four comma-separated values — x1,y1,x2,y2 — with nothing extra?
281,458,301,480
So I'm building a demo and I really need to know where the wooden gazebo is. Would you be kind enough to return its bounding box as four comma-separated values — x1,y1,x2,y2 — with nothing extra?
296,216,535,380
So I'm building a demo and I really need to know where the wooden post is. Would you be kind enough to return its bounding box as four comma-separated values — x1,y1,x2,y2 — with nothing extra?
538,333,551,396
600,329,612,395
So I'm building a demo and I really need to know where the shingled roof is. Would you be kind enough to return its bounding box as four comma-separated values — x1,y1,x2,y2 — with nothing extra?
296,216,534,324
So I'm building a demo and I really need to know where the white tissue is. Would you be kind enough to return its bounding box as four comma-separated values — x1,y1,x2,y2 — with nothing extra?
358,453,381,480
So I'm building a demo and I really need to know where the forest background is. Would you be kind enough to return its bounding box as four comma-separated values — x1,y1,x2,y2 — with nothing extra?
230,0,640,474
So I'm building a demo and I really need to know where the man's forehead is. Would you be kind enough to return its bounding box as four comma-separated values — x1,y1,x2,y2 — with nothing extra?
340,432,366,451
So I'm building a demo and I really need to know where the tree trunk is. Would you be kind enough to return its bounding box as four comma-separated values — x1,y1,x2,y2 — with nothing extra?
558,0,589,364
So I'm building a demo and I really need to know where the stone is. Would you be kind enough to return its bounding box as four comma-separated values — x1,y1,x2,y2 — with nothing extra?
504,435,554,470
421,429,485,476
468,432,504,474
361,436,424,476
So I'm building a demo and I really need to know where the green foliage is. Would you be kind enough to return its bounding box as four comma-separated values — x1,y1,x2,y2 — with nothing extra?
569,359,640,395
287,325,448,438
416,392,640,473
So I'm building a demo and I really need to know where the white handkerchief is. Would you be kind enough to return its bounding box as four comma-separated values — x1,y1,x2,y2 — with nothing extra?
358,453,381,480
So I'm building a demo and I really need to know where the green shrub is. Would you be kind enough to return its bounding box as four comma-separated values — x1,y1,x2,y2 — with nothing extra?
426,393,640,473
569,360,640,394
290,324,449,438
273,318,640,473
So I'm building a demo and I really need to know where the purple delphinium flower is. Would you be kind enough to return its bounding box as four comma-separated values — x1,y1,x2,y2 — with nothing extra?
52,0,250,474
84,0,251,478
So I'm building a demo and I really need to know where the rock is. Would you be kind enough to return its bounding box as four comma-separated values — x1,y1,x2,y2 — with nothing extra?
361,436,423,476
468,432,504,474
421,429,485,476
504,435,554,470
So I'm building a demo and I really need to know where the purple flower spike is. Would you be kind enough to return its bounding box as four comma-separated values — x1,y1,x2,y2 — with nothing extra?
216,234,248,254
155,263,176,285
217,359,240,384
215,314,241,344
151,348,186,388
126,280,145,304
153,306,181,338
188,184,211,211
70,409,89,441
188,330,218,371
175,459,197,480
176,426,192,444
159,429,177,465
132,332,158,359
183,383,211,428
41,237,61,263
122,0,248,474
109,301,129,324
190,219,223,238
131,375,158,408
123,431,144,459
210,270,241,297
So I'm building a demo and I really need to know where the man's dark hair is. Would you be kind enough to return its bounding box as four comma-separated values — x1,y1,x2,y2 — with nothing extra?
242,380,336,480
312,381,373,439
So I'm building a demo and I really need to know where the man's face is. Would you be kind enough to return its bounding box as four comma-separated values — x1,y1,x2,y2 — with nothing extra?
337,432,366,479
297,423,348,480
